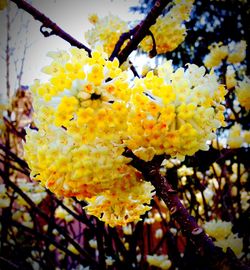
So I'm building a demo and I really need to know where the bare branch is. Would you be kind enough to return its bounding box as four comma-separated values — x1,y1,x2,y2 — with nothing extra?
0,168,98,267
17,36,28,88
6,4,11,98
9,0,91,56
0,217,85,263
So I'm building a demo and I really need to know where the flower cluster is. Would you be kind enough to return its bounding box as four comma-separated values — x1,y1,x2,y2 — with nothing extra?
240,190,250,212
140,0,194,54
24,47,155,226
204,42,228,68
235,76,250,110
230,163,248,184
85,14,129,56
126,61,226,161
227,123,250,148
55,198,76,222
204,40,247,68
203,219,232,240
85,179,154,226
15,178,47,207
203,220,243,257
25,47,226,225
0,178,47,230
146,254,172,270
215,233,243,257
227,40,247,64
180,160,249,218
225,65,237,89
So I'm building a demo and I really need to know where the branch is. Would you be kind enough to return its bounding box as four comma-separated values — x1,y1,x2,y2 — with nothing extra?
17,35,28,88
123,149,214,249
9,0,91,56
0,256,19,270
123,148,249,270
0,143,29,169
9,0,141,77
115,0,169,65
0,169,98,267
0,217,86,263
6,4,11,98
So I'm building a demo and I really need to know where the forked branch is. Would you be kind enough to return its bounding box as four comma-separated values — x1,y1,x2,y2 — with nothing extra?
114,0,170,65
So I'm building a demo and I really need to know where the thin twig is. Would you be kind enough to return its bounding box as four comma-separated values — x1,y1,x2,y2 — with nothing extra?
6,3,11,98
0,169,98,267
0,217,86,263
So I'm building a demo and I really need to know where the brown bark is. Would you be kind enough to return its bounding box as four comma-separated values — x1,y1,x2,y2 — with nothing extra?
115,0,170,65
123,148,249,270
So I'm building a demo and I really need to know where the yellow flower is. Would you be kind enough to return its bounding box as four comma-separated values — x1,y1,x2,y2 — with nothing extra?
204,40,247,68
122,224,133,235
178,103,196,120
89,239,97,249
236,76,250,110
177,165,194,177
146,254,172,270
126,61,226,160
25,47,227,226
59,96,79,111
140,0,194,54
24,47,155,226
155,228,163,239
227,123,245,148
47,50,70,64
241,190,250,211
84,179,155,227
85,14,129,56
203,220,232,240
204,42,228,68
215,233,243,257
65,62,85,80
105,256,115,266
42,61,64,76
51,72,72,91
16,178,47,207
226,65,237,89
68,244,79,255
0,184,10,208
227,40,247,64
55,206,74,222
70,47,88,64
88,13,99,24
87,64,104,86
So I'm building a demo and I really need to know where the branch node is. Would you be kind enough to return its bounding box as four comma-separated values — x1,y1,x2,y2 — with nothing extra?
170,206,177,215
167,188,177,194
40,25,54,37
155,1,161,7
148,168,158,176
191,227,203,235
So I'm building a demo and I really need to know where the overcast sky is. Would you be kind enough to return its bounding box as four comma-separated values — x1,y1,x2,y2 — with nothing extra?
0,0,144,99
